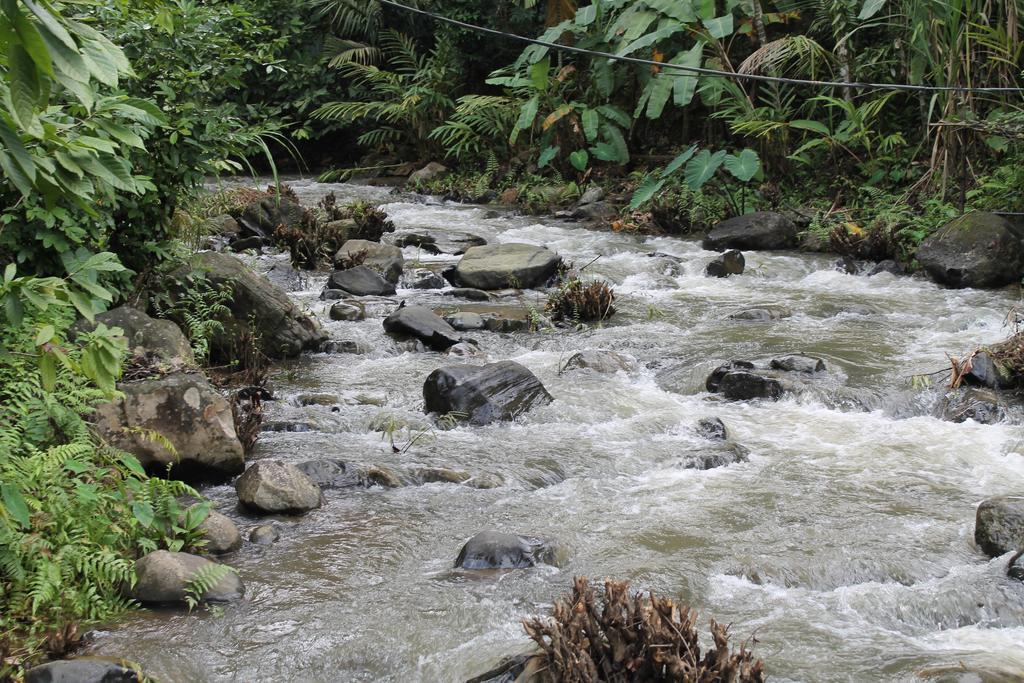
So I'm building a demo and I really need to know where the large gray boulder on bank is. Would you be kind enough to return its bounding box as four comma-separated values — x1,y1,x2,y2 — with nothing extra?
130,550,243,604
455,243,561,290
93,372,244,480
235,460,323,514
703,212,799,251
975,496,1024,557
334,239,404,284
71,306,193,366
188,252,326,358
916,212,1024,289
326,265,397,296
25,657,142,683
423,361,552,425
454,530,561,569
383,305,461,350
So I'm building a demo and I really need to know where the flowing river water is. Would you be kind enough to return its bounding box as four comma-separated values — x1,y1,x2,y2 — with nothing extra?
87,180,1024,682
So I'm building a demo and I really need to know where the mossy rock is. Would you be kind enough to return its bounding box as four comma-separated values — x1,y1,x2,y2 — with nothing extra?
916,212,1024,289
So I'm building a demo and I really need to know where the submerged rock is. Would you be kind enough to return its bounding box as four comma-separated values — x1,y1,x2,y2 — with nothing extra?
414,467,471,485
235,460,323,514
195,508,242,555
326,265,397,296
695,417,728,441
455,243,561,290
975,496,1024,557
727,307,792,321
465,654,544,683
705,249,745,277
445,287,492,301
423,361,553,425
454,530,562,570
393,230,487,255
249,524,281,545
562,350,637,374
703,212,798,251
295,459,349,489
25,657,143,683
937,387,1005,424
384,304,462,350
334,239,404,284
770,355,826,373
916,212,1024,289
131,550,243,604
93,372,244,481
184,252,326,359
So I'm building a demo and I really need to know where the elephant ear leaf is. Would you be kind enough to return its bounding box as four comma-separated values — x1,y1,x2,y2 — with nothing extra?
684,149,726,189
629,174,667,210
723,148,760,182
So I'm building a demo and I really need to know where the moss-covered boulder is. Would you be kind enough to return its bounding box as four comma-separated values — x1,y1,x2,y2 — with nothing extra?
916,212,1024,289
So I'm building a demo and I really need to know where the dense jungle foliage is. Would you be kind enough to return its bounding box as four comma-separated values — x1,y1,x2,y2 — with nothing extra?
0,0,1022,675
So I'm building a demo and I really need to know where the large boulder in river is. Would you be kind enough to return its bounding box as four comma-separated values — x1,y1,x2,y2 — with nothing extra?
703,212,799,251
194,507,242,554
705,249,745,277
936,387,1005,424
71,306,193,366
916,212,1024,289
383,304,461,350
188,252,326,359
334,239,404,284
454,530,562,569
93,372,244,480
130,550,243,604
975,496,1024,557
455,243,561,290
706,362,783,401
25,658,143,683
326,265,396,296
423,361,552,425
235,460,323,514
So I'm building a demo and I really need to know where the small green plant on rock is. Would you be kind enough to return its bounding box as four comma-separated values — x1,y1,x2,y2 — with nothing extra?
155,279,231,366
546,272,616,324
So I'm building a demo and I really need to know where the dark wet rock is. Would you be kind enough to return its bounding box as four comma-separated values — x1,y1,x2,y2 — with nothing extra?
445,312,486,331
867,259,906,277
402,268,447,290
456,243,561,290
1009,551,1024,581
571,201,616,222
562,350,637,374
130,550,243,604
409,161,448,184
835,256,860,275
195,508,242,554
320,289,347,301
70,306,193,367
414,467,471,485
424,361,552,425
705,249,745,277
393,230,487,256
237,196,307,240
25,657,142,683
454,530,561,570
235,460,323,514
917,212,1024,289
384,305,462,350
727,307,792,321
771,355,826,373
261,420,315,432
438,304,534,333
94,372,243,481
695,417,728,441
465,653,544,683
705,361,756,392
334,239,404,284
326,265,397,297
229,235,263,253
296,393,339,406
963,351,1018,390
447,342,486,359
185,252,327,358
718,371,784,401
249,524,281,545
703,211,799,251
445,287,491,301
321,340,361,354
976,496,1024,557
295,459,349,489
690,443,749,470
937,387,1005,424
329,301,365,321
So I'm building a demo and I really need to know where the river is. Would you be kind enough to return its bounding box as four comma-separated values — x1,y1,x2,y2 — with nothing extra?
87,180,1024,682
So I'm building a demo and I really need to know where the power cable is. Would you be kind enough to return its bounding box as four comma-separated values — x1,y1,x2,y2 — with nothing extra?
379,0,1023,94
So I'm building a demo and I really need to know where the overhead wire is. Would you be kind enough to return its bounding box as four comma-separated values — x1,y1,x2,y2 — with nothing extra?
378,0,1023,94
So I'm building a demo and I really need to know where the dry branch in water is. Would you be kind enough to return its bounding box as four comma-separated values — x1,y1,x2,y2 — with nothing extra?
522,576,764,682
